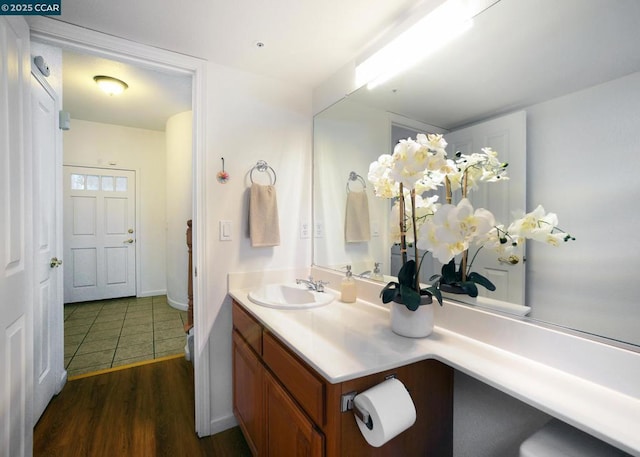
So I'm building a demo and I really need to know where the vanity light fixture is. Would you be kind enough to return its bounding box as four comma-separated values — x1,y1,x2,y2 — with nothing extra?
93,75,128,96
355,0,480,89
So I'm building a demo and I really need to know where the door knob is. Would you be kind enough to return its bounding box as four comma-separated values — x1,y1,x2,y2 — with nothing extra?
498,255,520,265
128,228,134,234
50,257,62,268
124,239,135,244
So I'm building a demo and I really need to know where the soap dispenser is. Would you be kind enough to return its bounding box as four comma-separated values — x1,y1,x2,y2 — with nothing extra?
372,262,384,281
341,265,357,303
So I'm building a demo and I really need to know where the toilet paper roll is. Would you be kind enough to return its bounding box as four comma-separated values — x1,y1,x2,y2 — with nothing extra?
353,378,417,447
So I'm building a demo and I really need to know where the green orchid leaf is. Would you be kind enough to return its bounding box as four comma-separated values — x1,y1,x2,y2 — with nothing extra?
397,260,417,287
380,282,399,303
441,259,457,283
460,281,479,297
399,284,421,311
427,286,443,305
467,272,496,291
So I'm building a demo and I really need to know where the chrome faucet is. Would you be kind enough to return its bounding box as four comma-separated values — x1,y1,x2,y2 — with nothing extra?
296,277,328,292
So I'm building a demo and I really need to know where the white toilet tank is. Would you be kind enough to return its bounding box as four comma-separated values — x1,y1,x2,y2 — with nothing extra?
519,419,630,456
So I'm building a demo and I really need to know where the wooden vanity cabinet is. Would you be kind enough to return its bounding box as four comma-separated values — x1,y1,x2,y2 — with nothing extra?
232,300,453,457
232,330,264,455
265,369,324,457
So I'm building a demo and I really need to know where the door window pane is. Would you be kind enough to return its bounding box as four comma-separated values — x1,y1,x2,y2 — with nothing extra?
86,175,100,190
115,176,128,192
71,174,85,190
101,176,114,191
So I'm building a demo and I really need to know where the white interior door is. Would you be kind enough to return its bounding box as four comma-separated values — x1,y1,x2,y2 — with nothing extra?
0,16,33,457
31,70,65,424
445,111,526,304
63,166,136,303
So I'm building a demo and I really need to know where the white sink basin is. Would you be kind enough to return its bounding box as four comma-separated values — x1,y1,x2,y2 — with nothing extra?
248,283,335,309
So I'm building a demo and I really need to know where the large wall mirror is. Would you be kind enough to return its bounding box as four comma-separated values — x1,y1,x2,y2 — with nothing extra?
313,0,640,348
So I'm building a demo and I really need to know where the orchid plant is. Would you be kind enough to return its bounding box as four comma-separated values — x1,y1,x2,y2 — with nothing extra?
368,133,574,311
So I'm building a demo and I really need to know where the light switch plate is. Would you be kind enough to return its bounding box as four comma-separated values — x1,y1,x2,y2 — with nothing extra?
314,221,324,238
300,222,310,239
371,220,380,237
219,220,232,241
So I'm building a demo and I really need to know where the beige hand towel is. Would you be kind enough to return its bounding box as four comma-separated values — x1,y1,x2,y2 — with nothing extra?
250,183,280,247
345,190,371,243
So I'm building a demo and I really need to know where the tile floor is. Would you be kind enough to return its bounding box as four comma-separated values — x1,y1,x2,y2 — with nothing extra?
64,295,188,378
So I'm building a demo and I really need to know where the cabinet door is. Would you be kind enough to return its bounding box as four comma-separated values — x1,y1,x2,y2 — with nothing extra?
233,331,264,456
265,370,324,457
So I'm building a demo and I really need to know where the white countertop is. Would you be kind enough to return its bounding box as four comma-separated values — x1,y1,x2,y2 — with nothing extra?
229,285,640,456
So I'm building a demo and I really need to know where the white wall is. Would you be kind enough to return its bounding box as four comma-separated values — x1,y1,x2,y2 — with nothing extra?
454,371,549,457
165,111,192,310
63,119,168,297
526,72,640,346
201,63,312,431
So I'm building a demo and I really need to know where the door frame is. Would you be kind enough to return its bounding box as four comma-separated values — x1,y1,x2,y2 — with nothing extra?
28,17,212,435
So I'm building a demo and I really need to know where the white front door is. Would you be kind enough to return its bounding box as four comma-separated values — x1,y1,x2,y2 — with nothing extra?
31,70,64,424
446,111,526,305
63,166,136,303
0,16,34,457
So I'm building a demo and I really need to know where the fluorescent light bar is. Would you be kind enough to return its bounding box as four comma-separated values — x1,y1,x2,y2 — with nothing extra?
355,0,474,89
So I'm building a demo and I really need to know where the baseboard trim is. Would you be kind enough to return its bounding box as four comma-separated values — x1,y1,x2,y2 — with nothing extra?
137,290,167,298
209,414,238,436
167,296,188,311
57,369,67,394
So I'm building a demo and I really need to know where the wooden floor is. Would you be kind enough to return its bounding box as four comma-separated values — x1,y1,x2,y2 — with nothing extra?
35,356,252,457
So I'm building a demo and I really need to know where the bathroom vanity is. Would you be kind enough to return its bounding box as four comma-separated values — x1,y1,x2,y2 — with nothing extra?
231,300,454,456
229,269,640,456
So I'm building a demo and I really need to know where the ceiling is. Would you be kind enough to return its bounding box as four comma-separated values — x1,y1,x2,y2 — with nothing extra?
54,0,423,89
53,0,640,133
50,0,432,131
62,50,192,131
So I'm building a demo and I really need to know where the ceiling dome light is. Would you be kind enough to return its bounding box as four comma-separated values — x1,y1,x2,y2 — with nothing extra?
93,75,128,96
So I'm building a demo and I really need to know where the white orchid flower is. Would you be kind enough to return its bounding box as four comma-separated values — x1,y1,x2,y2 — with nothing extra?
417,198,495,264
389,194,439,244
368,154,399,198
416,133,448,155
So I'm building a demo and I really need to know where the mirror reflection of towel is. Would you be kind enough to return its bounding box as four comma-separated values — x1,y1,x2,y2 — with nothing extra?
250,183,280,247
345,191,371,243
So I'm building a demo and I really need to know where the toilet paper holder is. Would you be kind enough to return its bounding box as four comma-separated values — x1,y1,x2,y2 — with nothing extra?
341,391,373,430
340,374,397,431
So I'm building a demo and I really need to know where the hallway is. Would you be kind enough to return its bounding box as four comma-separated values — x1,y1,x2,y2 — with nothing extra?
64,295,188,378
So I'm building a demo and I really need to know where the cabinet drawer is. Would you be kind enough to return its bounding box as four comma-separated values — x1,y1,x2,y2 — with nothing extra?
232,301,262,355
263,332,325,426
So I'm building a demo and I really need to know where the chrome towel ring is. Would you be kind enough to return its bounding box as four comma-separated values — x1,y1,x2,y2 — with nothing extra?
250,160,277,185
346,171,366,193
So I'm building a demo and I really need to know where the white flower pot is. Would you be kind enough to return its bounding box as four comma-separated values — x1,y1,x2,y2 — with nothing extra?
390,297,434,338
